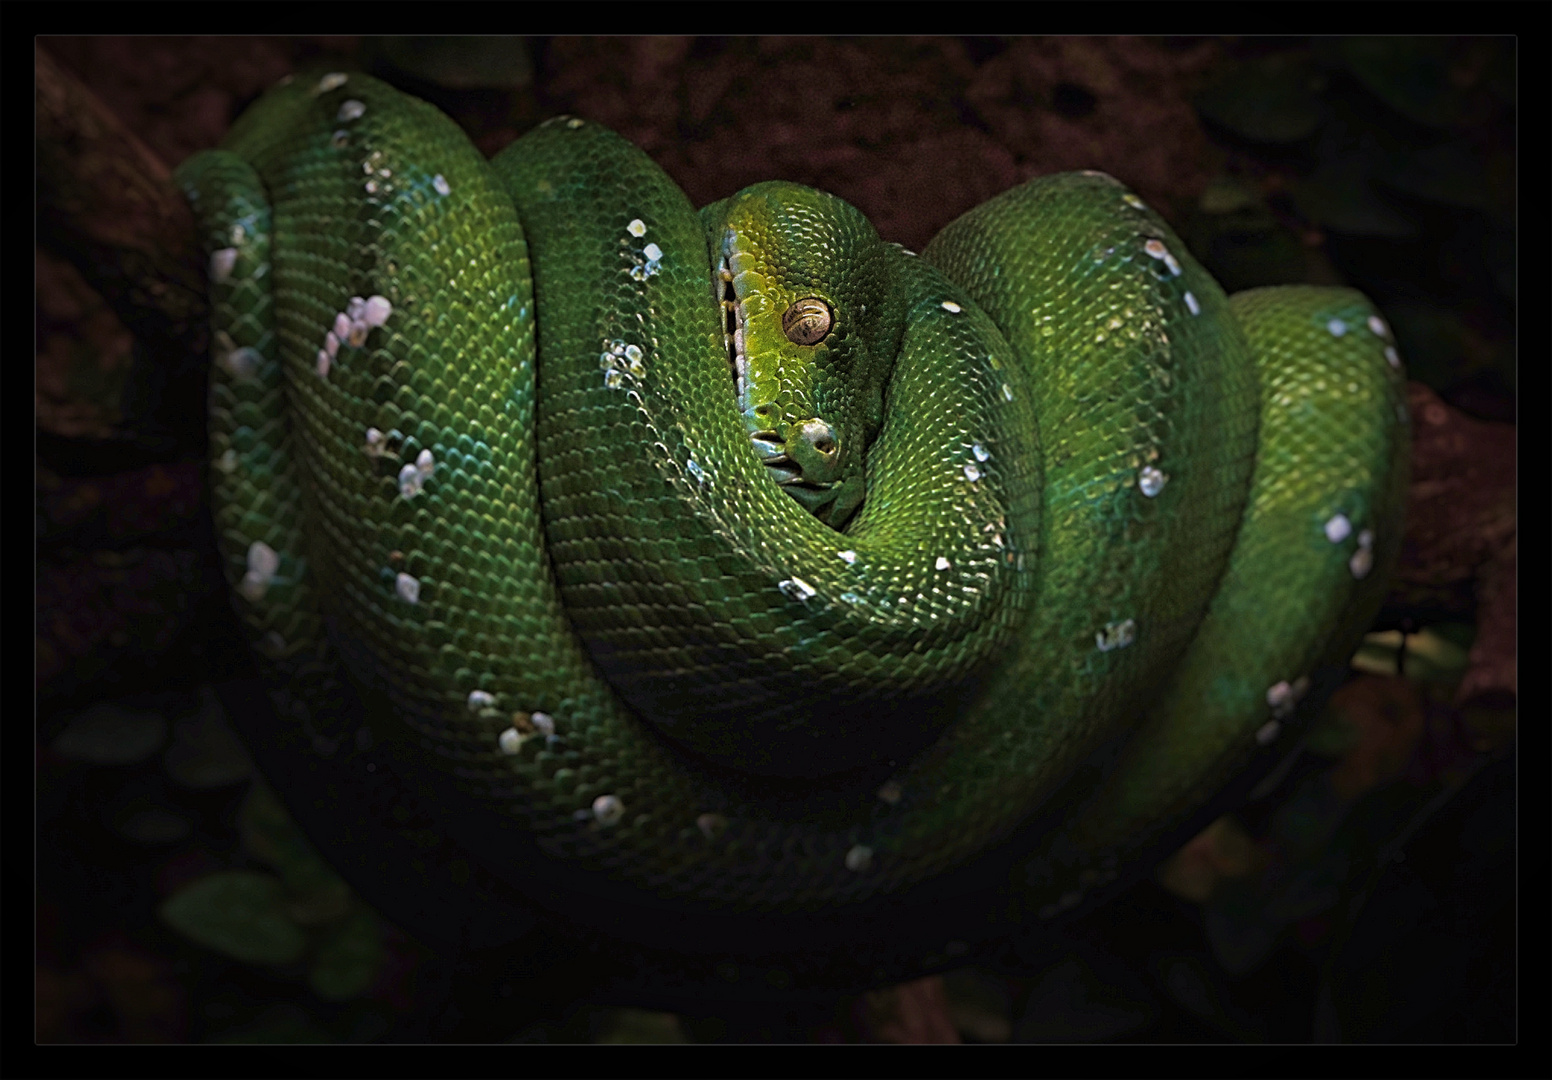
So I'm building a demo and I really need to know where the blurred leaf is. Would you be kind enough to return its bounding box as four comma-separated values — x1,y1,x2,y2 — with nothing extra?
1158,815,1267,903
51,702,167,765
1339,37,1468,128
308,907,384,1001
376,37,532,90
1202,773,1354,974
236,779,294,865
239,779,353,918
205,1003,333,1044
1292,158,1416,237
163,687,252,789
1194,54,1325,142
1425,622,1477,653
1352,630,1405,677
1400,627,1472,687
286,878,353,927
159,871,307,967
592,1007,688,1044
1197,176,1263,215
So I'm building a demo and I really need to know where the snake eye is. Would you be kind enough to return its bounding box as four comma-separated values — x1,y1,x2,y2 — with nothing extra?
781,298,834,346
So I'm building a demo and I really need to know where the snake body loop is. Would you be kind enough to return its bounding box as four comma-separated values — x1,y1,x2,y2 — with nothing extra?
181,73,1409,965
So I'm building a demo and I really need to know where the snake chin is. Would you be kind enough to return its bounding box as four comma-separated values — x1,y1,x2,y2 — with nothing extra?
749,429,843,521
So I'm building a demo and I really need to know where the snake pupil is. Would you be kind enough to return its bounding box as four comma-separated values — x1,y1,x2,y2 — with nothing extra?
782,297,834,345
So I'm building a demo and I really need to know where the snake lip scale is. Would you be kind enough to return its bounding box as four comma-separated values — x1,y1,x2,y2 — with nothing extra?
719,252,748,404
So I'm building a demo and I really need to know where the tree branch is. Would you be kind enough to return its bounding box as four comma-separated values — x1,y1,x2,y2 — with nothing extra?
35,42,210,466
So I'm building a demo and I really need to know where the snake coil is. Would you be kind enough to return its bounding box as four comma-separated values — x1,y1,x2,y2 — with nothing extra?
180,72,1409,977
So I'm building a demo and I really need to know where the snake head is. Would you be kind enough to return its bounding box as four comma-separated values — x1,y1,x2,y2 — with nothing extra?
704,183,904,530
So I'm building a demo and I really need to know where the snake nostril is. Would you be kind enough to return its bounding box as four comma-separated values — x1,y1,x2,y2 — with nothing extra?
748,403,777,426
814,437,837,456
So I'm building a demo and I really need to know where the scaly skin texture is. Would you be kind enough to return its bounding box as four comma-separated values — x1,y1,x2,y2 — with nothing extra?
179,73,1409,959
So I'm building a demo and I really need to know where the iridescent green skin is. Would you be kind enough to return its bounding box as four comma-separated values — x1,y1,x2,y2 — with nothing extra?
180,73,1408,944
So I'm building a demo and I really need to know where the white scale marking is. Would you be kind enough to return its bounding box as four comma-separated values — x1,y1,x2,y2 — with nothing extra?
209,248,238,283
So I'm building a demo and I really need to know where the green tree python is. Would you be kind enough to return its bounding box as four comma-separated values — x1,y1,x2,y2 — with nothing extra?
178,72,1409,987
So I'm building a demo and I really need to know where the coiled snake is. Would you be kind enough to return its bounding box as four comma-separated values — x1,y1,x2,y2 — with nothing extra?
180,72,1409,986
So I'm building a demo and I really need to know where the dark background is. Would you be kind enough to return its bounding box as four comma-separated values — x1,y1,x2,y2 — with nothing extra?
35,36,1524,1049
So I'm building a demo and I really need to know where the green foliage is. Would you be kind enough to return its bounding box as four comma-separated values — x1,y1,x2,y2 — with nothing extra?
1350,625,1472,687
161,777,388,1009
308,907,384,1001
162,687,253,789
158,870,308,967
239,779,352,923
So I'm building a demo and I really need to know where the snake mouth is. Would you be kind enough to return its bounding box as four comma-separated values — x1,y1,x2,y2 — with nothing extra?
719,253,748,407
753,428,836,504
752,430,837,494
